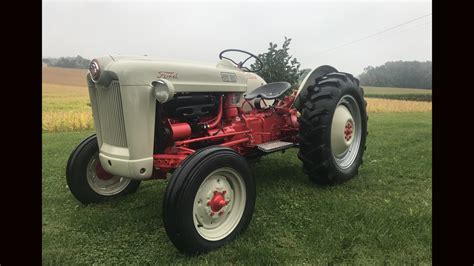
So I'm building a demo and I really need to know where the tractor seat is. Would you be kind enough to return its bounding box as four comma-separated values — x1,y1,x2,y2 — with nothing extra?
244,82,292,100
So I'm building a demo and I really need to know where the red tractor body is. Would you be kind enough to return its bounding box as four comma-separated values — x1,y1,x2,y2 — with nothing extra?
154,93,299,176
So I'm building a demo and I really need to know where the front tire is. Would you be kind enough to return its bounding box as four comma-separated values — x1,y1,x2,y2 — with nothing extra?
296,72,368,185
163,146,256,254
66,134,141,204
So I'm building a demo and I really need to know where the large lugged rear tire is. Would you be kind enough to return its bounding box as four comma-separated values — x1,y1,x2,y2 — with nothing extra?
163,146,256,255
66,134,141,204
295,72,368,185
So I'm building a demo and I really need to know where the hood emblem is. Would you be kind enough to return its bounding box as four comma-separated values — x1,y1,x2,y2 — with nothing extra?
158,71,178,79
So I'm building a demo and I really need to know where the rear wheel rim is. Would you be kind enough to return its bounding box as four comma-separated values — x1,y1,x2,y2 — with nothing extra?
86,153,131,196
193,167,246,241
330,95,362,169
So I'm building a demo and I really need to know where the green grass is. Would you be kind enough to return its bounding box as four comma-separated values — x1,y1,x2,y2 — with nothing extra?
42,112,432,264
363,86,432,95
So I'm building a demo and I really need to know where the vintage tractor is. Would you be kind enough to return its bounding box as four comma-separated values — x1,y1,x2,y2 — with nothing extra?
66,49,368,254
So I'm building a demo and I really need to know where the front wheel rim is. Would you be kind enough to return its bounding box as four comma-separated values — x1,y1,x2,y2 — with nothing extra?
330,95,362,169
86,153,131,196
193,167,246,241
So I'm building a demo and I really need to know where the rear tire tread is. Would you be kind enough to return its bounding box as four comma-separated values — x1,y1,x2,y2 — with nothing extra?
295,72,368,185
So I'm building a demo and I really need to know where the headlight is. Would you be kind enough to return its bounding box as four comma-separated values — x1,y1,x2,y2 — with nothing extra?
153,79,175,103
89,59,101,82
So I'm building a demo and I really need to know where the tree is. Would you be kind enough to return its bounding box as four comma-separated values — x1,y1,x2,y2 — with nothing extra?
358,61,432,89
250,37,302,86
43,55,91,69
42,58,51,66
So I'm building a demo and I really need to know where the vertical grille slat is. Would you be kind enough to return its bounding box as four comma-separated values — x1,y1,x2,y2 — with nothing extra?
88,80,128,147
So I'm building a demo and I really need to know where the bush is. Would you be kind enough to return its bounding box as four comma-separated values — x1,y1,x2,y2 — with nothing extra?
251,37,302,86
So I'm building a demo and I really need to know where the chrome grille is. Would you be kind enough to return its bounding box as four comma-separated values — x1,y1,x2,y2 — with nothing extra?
88,79,128,147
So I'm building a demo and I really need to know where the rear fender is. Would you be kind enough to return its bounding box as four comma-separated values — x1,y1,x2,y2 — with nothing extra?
293,65,338,107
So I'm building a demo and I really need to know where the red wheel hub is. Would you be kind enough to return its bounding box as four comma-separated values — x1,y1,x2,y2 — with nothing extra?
208,191,229,213
95,163,113,180
344,121,353,141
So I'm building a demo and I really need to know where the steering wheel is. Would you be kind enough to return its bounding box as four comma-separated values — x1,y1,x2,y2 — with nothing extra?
219,49,263,72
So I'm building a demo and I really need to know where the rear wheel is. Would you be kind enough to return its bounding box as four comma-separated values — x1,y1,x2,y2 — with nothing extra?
163,146,256,254
296,72,368,185
66,135,141,204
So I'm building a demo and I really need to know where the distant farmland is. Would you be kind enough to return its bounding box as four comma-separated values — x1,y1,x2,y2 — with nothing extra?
42,67,432,132
42,67,88,87
362,86,432,102
362,86,432,95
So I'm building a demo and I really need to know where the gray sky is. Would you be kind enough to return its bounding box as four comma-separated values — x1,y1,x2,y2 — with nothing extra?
42,1,432,76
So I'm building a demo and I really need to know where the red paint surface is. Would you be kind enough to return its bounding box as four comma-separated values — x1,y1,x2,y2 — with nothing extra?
208,191,228,212
95,163,113,180
344,121,353,141
170,122,192,140
153,92,300,175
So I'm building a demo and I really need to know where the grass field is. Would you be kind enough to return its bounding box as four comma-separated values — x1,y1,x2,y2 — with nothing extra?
42,112,432,264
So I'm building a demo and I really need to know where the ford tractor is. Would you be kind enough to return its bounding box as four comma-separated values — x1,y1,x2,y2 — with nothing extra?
66,49,368,254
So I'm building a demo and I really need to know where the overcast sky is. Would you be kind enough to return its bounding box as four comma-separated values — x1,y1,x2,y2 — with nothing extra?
42,1,432,75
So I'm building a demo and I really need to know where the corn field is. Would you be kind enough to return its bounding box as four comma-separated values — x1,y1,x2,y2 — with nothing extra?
366,98,431,113
42,111,94,132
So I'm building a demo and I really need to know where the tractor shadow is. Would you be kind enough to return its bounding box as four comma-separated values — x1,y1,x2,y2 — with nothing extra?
248,148,356,193
248,149,309,186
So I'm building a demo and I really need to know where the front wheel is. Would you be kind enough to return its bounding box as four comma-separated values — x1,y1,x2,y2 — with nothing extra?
66,134,141,204
163,146,256,254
